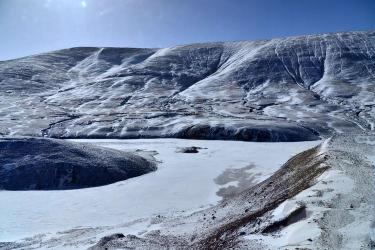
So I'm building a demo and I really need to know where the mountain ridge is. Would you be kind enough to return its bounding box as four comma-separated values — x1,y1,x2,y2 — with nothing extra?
2,29,373,63
0,30,374,141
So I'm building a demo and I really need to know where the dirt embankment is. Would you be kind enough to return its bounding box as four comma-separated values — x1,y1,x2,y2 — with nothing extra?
196,144,328,249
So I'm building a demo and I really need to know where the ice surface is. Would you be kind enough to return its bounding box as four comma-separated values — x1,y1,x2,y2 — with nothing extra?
0,139,319,242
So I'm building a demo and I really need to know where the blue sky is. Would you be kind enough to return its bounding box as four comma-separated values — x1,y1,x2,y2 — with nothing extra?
0,0,374,60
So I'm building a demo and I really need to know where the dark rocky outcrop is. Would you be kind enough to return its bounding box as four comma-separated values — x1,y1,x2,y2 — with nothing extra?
0,138,157,190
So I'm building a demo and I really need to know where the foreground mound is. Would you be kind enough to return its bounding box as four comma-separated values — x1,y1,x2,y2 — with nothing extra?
0,138,157,190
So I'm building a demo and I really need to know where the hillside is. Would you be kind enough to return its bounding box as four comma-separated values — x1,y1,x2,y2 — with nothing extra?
1,31,374,141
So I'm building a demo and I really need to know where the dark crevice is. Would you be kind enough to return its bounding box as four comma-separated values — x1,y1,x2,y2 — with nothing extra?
41,114,81,137
261,205,307,233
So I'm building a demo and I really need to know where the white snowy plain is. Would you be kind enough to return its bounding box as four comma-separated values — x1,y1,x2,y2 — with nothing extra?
0,139,320,242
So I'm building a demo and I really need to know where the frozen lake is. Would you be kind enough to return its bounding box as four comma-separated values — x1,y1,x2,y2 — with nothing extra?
0,139,320,242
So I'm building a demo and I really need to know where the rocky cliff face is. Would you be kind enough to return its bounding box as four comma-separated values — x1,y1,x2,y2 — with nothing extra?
1,31,374,141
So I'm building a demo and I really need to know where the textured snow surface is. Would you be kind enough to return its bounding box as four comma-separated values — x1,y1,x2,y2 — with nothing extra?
242,133,375,249
0,31,374,140
0,139,319,242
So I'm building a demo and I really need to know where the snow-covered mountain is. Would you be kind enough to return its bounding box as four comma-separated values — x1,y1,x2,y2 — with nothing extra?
1,31,375,249
1,31,374,141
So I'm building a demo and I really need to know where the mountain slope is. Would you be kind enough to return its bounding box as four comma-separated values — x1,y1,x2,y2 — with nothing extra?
0,31,374,141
